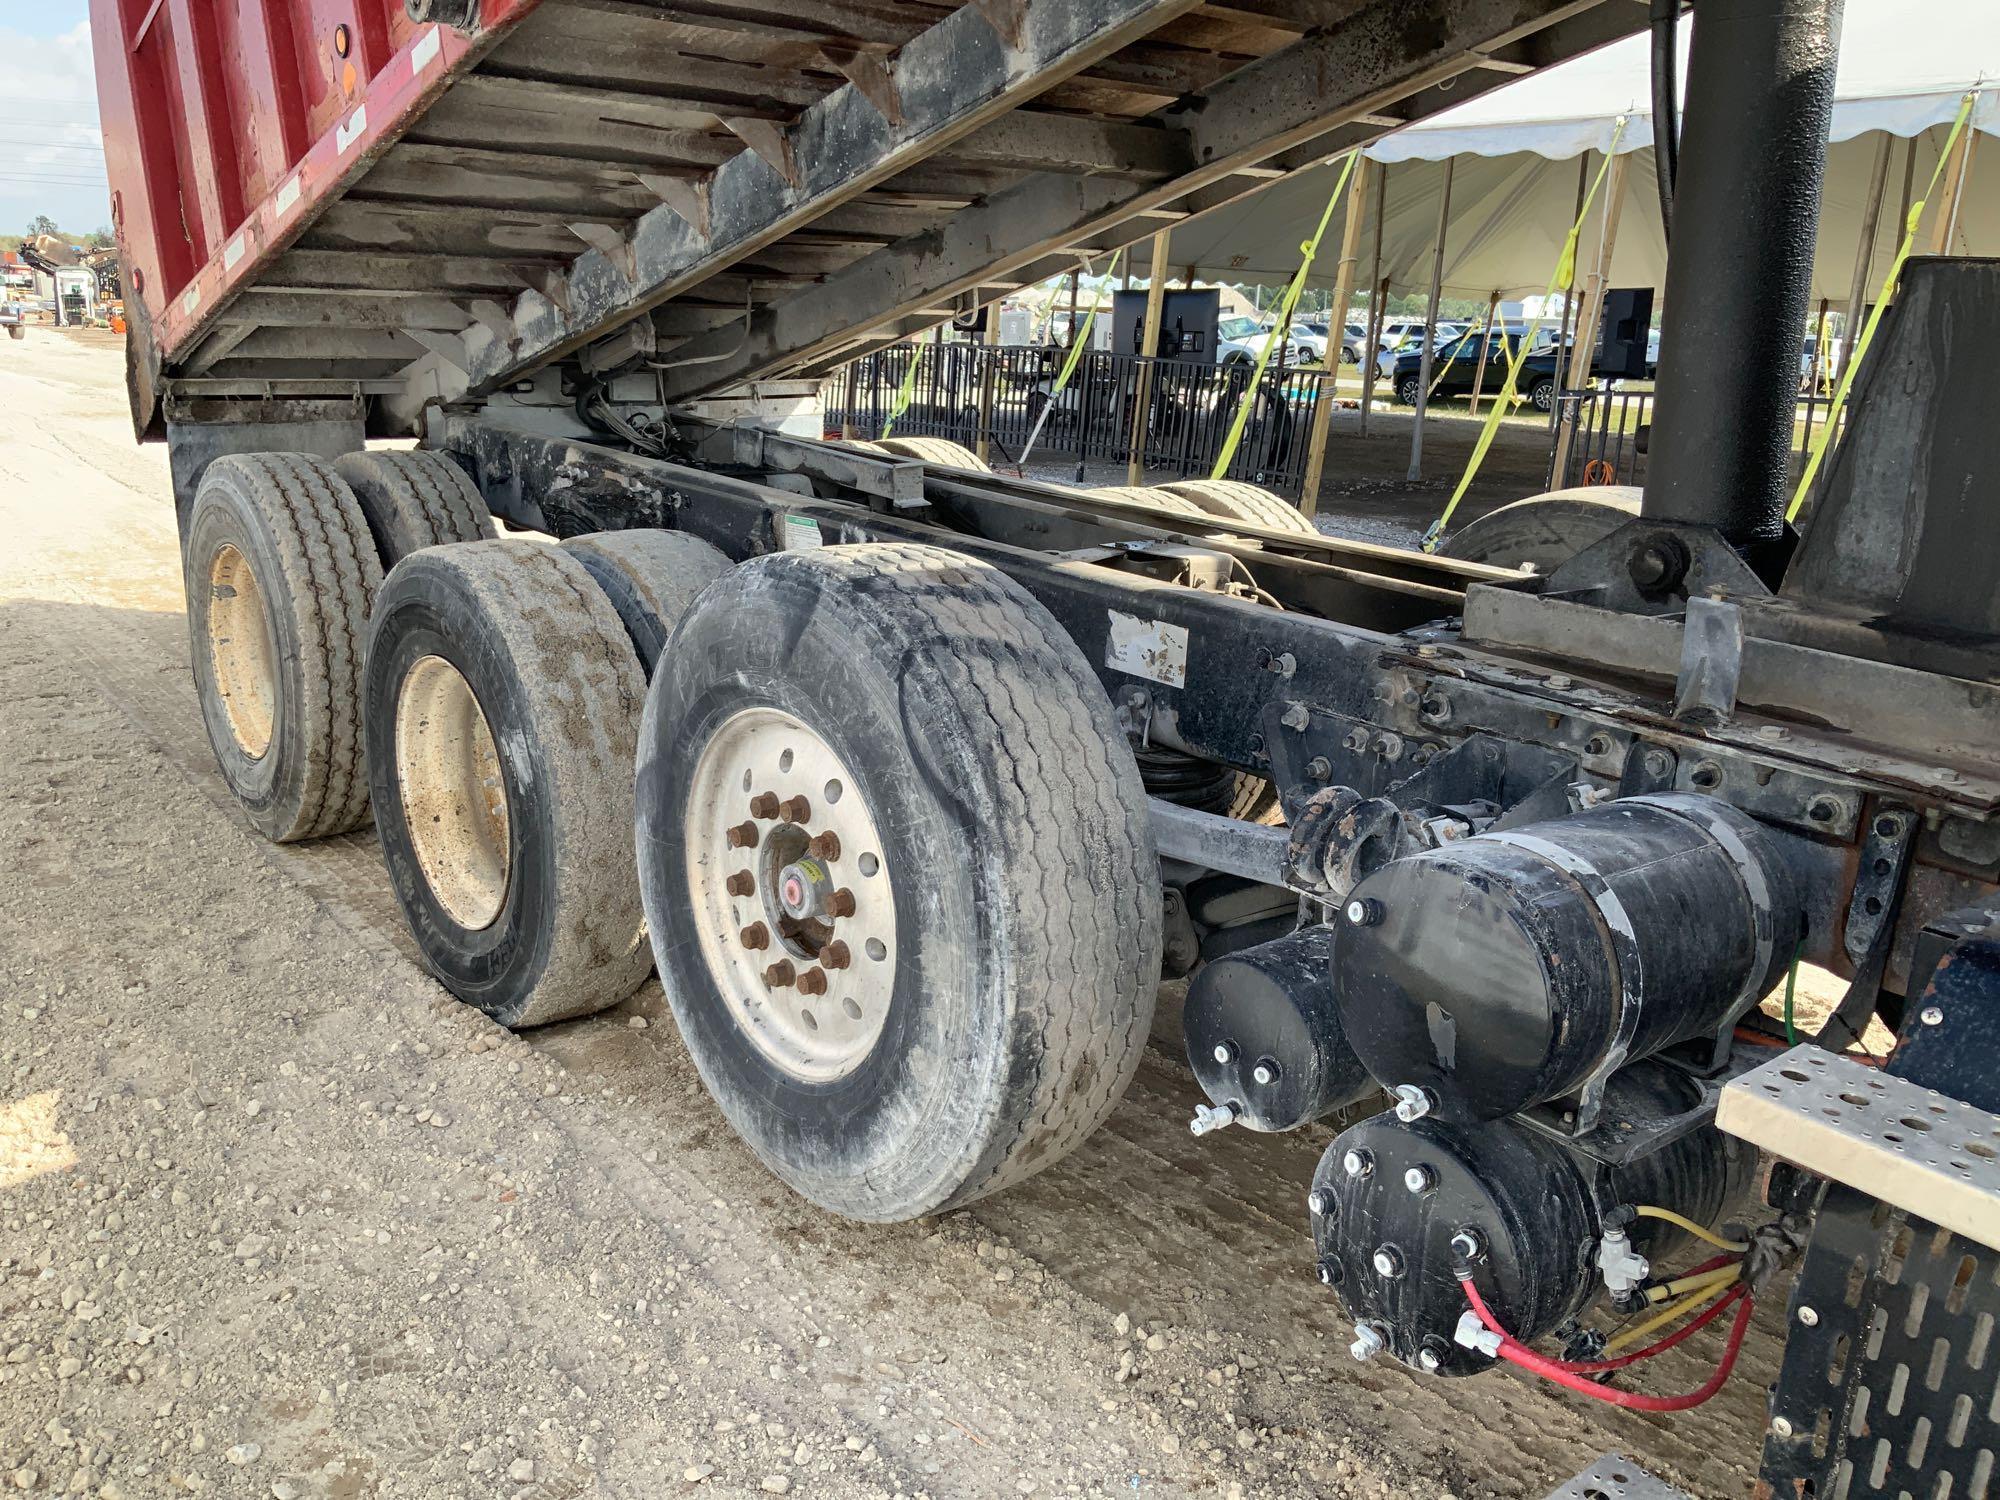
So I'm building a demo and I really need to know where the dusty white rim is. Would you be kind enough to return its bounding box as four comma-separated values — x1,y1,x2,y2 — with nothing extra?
206,543,278,759
686,707,897,1083
394,654,512,931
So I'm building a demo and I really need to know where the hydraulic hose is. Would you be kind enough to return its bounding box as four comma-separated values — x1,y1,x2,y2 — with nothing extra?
1650,0,1681,244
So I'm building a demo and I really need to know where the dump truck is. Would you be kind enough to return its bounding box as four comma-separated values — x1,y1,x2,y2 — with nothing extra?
92,0,2000,1492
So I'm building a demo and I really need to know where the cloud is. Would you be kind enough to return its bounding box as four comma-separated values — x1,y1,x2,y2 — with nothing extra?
0,20,110,234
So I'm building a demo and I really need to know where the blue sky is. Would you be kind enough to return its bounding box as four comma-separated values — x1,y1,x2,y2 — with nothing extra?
0,1,107,240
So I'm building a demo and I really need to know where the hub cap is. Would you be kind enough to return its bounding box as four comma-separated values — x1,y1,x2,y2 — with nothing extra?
206,544,278,759
394,655,512,931
686,707,897,1082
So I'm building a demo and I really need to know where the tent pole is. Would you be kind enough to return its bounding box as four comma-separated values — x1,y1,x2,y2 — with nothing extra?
1551,151,1630,485
1834,133,1891,385
1930,121,1978,254
1468,290,1500,416
1551,156,1589,436
1801,294,1829,457
1406,159,1455,482
1126,229,1172,485
1358,162,1389,435
1299,156,1373,514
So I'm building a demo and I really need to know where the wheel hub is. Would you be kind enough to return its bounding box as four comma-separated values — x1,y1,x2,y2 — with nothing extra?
393,654,512,931
685,707,896,1082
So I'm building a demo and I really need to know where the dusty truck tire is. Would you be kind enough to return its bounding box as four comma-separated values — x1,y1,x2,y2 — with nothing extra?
872,435,989,471
1087,484,1206,517
636,542,1161,1221
1162,478,1318,536
334,450,494,567
562,529,731,676
183,453,382,842
365,541,652,1027
1440,485,1642,573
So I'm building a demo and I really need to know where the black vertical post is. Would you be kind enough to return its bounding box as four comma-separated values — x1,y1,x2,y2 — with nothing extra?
1643,0,1841,552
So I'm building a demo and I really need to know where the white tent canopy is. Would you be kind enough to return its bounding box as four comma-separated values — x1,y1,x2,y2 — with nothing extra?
1147,0,1999,307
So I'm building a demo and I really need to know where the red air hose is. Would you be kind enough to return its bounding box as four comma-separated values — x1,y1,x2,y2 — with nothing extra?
1460,1275,1755,1411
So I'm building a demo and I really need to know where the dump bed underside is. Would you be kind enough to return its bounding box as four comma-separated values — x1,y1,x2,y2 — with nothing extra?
154,0,1649,434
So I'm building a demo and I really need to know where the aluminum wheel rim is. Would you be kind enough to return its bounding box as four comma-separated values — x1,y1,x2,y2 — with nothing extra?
686,707,898,1083
394,654,512,931
206,543,278,759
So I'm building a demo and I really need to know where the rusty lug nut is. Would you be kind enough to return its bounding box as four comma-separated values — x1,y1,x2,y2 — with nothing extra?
779,795,812,824
763,960,796,988
808,830,842,861
797,967,829,997
739,922,770,951
726,821,759,850
725,871,756,897
748,791,781,820
820,940,852,970
828,887,857,918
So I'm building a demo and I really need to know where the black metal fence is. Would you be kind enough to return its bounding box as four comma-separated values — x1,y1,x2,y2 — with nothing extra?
827,344,1338,496
1548,381,1848,495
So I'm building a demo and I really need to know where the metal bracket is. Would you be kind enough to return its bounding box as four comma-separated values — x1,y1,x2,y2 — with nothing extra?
1672,594,1742,723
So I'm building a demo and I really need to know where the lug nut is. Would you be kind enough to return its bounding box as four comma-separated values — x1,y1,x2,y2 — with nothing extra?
797,966,829,996
1252,1059,1279,1086
726,821,759,849
808,830,842,861
1372,1245,1406,1279
725,871,756,897
1307,1188,1329,1216
763,960,796,988
1403,1165,1435,1195
828,887,857,918
820,940,852,970
749,791,781,820
1342,1149,1373,1179
739,922,770,951
1212,1042,1237,1065
1417,1346,1444,1373
1344,898,1383,927
780,795,811,824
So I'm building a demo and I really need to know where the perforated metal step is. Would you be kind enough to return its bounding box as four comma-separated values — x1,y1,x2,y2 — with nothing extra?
1541,1453,1694,1499
1717,1045,2000,1251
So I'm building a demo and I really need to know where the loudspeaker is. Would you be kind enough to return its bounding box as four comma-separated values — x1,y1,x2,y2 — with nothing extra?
1596,287,1654,379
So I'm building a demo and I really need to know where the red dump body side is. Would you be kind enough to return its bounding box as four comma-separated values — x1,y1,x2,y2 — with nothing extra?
90,0,535,388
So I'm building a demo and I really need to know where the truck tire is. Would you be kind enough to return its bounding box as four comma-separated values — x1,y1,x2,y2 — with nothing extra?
365,541,652,1027
334,450,494,568
636,543,1161,1221
873,436,989,471
183,453,382,843
1229,773,1286,825
562,529,731,676
1440,486,1642,574
1161,478,1317,536
1088,485,1206,517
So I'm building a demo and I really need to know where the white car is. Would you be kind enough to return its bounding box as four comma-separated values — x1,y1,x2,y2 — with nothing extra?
1216,314,1317,367
1374,324,1461,380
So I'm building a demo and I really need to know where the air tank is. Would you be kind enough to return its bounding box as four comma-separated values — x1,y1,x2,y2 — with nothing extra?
1333,794,1798,1123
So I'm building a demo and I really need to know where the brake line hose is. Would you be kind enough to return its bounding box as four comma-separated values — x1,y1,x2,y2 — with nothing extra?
1460,1274,1755,1411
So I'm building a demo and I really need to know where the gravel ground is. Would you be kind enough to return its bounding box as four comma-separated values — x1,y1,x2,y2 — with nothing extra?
0,329,1793,1500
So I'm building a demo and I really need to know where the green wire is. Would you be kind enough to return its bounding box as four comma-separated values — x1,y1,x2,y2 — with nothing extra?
1782,942,1803,1046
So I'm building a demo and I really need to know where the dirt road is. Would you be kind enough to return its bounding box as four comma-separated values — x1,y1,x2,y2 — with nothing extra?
0,330,1781,1499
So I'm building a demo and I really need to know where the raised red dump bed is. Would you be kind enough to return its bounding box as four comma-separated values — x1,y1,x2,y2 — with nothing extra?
91,0,1644,440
